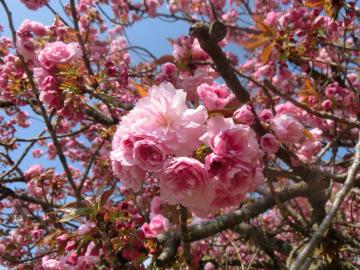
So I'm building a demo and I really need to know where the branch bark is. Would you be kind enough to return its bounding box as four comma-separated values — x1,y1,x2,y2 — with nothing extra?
290,130,360,270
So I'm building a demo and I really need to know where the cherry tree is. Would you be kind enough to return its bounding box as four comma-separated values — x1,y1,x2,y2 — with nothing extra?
0,0,360,269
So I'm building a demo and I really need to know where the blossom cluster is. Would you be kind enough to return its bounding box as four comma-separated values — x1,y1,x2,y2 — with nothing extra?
2,0,360,268
111,82,265,218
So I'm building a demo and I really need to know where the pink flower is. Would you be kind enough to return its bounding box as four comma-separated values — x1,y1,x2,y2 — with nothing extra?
66,252,78,265
16,38,36,60
77,254,99,269
18,19,46,37
260,109,274,122
113,82,207,156
41,76,58,91
27,180,42,196
205,154,263,196
39,90,62,109
47,143,57,160
149,214,169,234
56,234,69,247
38,41,81,70
233,104,254,125
111,134,168,172
260,133,279,154
204,262,216,270
20,0,48,10
145,0,162,17
191,39,209,61
141,214,169,238
210,183,246,209
197,82,234,111
32,149,44,158
111,158,146,192
177,68,215,101
42,256,60,270
321,99,332,110
161,62,177,77
24,164,43,180
150,196,162,216
271,114,304,145
31,229,44,240
160,157,214,214
133,137,168,172
202,115,262,162
296,140,321,162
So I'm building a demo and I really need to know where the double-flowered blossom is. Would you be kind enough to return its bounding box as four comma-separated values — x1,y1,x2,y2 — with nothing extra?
20,0,48,10
270,114,304,145
197,82,234,111
260,133,280,154
38,41,82,70
111,82,265,216
201,115,264,210
111,82,208,193
141,214,169,238
112,82,207,155
160,157,215,217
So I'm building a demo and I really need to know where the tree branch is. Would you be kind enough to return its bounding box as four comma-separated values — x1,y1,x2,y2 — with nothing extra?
290,131,360,270
156,182,308,266
189,22,250,103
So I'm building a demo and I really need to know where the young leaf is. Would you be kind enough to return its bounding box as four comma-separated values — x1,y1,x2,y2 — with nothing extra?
131,81,149,97
261,41,275,64
303,0,325,8
99,186,115,207
241,34,272,50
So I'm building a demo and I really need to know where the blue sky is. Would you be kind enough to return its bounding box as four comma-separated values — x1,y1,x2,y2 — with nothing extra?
0,1,189,58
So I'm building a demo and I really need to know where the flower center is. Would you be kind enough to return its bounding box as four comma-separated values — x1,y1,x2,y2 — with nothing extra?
157,113,170,127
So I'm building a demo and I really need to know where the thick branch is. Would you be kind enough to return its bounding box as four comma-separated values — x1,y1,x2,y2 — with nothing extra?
233,222,292,265
156,182,308,266
189,22,250,103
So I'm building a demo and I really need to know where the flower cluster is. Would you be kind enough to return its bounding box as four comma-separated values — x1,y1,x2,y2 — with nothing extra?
2,0,360,268
20,0,48,10
201,115,264,211
111,82,264,217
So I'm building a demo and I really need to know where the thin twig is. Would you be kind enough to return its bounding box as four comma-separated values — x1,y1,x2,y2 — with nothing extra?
0,0,81,201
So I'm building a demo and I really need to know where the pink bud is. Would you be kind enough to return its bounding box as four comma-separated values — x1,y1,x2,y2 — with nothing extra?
260,133,280,154
56,234,69,246
161,63,177,76
66,252,78,265
65,240,76,252
233,104,254,125
260,109,274,122
321,99,332,110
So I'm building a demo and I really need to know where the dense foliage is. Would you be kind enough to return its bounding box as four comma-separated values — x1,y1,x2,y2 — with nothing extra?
0,0,360,269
